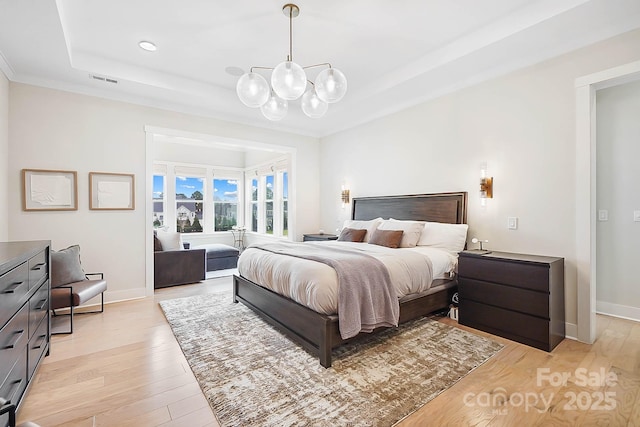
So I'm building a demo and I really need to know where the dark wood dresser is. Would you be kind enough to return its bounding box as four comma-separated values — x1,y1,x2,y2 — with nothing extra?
0,241,51,410
458,250,565,351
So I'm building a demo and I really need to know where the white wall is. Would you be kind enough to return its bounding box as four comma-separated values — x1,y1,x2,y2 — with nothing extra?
319,29,640,328
0,70,8,241
8,83,319,302
596,80,640,319
154,140,246,168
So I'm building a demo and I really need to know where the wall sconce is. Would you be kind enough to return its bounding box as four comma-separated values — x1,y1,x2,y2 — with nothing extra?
480,162,493,207
341,186,350,207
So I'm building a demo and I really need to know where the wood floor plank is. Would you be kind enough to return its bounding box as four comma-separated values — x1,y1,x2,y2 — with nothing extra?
15,277,640,426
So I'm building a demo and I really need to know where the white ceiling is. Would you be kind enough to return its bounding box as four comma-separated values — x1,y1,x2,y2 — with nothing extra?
1,0,640,137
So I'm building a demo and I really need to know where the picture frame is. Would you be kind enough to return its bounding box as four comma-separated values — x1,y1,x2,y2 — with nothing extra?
89,172,135,210
22,169,78,211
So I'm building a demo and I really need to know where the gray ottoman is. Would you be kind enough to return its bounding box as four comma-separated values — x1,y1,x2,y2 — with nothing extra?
194,244,239,272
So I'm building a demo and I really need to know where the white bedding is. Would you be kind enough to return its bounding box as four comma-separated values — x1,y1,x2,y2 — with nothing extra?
237,241,458,315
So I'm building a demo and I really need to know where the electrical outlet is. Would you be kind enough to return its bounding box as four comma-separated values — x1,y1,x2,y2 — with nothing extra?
507,217,518,230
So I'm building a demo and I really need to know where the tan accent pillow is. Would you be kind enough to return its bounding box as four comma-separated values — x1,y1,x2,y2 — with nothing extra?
368,229,403,249
337,228,367,242
378,219,425,248
342,218,383,242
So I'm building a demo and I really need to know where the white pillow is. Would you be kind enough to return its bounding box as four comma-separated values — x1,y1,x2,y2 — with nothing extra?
342,218,383,243
156,229,184,251
378,219,424,248
418,222,469,253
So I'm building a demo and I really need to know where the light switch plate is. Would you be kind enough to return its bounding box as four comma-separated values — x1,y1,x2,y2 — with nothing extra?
598,210,608,221
634,211,640,222
507,217,518,230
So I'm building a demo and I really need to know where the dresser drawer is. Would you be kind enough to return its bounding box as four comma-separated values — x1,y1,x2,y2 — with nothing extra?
459,256,550,292
29,281,49,338
0,263,29,327
28,250,48,290
459,299,550,346
28,316,48,380
0,352,27,406
459,278,549,318
0,304,29,387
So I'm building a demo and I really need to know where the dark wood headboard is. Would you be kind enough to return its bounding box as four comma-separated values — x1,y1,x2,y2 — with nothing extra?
351,192,467,224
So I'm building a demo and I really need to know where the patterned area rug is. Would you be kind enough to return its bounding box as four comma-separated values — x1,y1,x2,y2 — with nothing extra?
160,293,502,426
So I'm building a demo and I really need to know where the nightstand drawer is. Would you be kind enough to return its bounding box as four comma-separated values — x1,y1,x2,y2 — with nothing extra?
459,256,549,292
459,278,549,318
459,299,550,347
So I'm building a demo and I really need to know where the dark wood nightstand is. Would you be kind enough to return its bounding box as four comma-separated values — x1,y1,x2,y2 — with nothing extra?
458,250,565,351
303,233,338,242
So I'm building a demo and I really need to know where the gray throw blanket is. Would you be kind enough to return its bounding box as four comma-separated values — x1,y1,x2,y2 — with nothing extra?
252,242,399,339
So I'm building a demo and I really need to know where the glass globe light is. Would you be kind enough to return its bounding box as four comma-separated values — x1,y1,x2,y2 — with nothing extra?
271,61,307,100
260,93,288,121
301,88,328,118
315,68,347,103
236,72,270,108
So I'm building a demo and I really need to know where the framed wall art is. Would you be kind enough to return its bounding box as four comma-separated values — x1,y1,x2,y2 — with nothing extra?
22,169,78,211
89,172,135,210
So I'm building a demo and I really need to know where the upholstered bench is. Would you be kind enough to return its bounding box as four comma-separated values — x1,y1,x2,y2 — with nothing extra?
193,244,240,272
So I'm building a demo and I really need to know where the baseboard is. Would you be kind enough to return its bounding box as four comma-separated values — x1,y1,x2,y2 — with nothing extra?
81,288,146,308
596,300,640,322
206,268,238,279
564,322,578,340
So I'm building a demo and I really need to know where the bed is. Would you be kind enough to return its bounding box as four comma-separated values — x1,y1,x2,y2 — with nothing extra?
233,192,468,367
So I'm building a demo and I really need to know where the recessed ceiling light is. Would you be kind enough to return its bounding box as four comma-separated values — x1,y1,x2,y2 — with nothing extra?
138,41,157,52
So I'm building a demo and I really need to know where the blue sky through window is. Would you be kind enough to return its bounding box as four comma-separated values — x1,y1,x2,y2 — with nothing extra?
153,175,164,199
214,179,238,202
176,177,203,198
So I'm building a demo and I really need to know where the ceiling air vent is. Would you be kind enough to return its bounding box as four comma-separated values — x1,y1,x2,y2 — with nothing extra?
89,74,118,84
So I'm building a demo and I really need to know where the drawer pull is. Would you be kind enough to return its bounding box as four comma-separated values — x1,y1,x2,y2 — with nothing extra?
6,378,24,404
32,334,47,350
3,329,25,349
30,262,46,271
2,281,24,294
34,299,48,311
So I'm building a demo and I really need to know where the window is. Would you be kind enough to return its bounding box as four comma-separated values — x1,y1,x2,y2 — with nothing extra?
213,178,238,231
154,162,244,234
250,177,258,232
175,176,204,233
152,157,286,237
246,158,290,237
152,174,165,228
265,174,274,234
281,171,288,236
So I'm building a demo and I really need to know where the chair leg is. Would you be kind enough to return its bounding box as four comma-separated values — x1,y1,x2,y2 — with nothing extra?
0,398,17,427
51,291,105,335
74,292,105,314
51,287,74,335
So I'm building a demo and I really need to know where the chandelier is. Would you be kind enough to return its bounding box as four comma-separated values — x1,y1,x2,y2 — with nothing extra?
236,3,347,121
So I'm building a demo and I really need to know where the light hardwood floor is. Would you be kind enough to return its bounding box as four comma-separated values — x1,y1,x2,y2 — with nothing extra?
17,277,640,426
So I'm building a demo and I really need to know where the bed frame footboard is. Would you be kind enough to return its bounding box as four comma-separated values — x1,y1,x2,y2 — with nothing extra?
233,274,455,368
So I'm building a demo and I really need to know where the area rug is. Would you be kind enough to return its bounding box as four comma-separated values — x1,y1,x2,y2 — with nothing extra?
160,293,503,426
